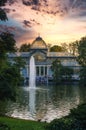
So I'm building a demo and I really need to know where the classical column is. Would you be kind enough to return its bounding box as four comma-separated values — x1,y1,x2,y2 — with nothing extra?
26,65,29,77
47,65,49,84
39,66,41,77
47,66,49,77
44,66,45,77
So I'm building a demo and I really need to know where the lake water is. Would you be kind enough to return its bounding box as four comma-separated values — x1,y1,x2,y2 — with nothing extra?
6,84,86,122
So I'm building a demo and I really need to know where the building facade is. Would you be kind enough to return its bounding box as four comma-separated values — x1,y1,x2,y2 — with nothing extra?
8,36,80,83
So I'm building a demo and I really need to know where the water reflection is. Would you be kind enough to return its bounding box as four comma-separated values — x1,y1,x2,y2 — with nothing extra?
29,89,36,118
5,85,86,122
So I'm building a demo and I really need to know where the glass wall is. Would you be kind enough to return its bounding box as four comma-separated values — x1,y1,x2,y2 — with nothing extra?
36,66,47,77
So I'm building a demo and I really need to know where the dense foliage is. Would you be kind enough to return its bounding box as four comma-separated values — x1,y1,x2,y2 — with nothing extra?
61,41,78,56
0,32,16,53
51,59,62,84
79,67,86,86
0,0,8,21
0,32,24,101
51,59,73,84
19,43,30,52
0,62,24,100
77,37,86,66
0,0,25,101
77,36,86,86
61,66,73,81
50,45,65,52
46,104,86,130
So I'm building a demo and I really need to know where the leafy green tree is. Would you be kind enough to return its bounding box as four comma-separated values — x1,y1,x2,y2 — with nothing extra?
0,0,23,101
61,41,78,55
77,37,86,66
79,66,86,86
51,60,74,84
14,56,26,69
13,56,26,84
77,36,86,86
70,104,86,125
61,43,68,52
0,32,16,70
0,32,24,101
68,41,78,56
46,104,86,130
19,43,30,52
0,65,20,100
61,66,73,81
0,57,25,100
51,59,63,84
50,45,64,52
0,32,16,53
0,0,8,21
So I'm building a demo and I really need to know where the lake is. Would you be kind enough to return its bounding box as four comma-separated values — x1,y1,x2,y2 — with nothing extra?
5,84,86,122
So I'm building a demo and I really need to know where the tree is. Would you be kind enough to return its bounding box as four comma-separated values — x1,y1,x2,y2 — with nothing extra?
61,41,78,55
0,65,20,100
51,59,63,84
77,37,86,66
14,56,25,69
0,0,8,21
46,104,86,130
68,41,78,56
61,66,73,81
19,43,30,52
50,45,64,52
0,0,23,101
0,32,24,101
0,32,17,70
79,67,86,86
0,32,16,53
0,57,25,100
51,59,74,84
61,43,68,52
77,36,86,86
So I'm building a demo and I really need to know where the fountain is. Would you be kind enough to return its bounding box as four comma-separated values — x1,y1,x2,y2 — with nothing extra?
29,56,36,118
29,56,36,88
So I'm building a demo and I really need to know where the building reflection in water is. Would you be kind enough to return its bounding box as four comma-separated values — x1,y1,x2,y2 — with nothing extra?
6,85,86,122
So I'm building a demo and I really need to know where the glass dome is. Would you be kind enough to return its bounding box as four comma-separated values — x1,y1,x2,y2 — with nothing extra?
31,36,47,49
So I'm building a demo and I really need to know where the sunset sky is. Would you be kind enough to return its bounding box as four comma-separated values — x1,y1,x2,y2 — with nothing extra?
0,0,86,46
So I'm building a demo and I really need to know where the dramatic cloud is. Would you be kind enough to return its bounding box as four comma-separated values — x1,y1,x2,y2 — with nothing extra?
0,25,16,33
23,20,32,27
0,0,86,45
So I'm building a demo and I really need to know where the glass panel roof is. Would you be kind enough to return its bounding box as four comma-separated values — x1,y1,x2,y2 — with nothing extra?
31,37,47,49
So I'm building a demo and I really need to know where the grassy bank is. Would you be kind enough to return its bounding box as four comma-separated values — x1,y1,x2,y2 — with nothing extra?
0,116,46,130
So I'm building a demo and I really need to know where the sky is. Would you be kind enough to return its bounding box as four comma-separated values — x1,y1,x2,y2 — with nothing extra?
0,0,86,46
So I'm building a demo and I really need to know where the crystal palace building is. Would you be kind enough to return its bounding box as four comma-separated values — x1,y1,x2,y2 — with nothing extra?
8,36,80,83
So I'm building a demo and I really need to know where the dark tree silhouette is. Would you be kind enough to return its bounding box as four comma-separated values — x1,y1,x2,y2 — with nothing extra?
0,0,8,21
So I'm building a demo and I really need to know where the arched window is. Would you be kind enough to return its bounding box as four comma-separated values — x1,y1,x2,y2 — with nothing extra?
34,53,45,61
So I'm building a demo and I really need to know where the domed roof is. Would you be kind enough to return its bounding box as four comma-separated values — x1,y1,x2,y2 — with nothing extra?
31,36,47,49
